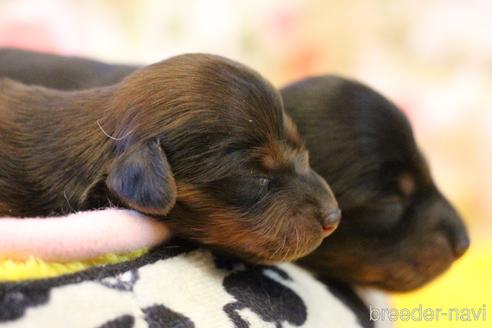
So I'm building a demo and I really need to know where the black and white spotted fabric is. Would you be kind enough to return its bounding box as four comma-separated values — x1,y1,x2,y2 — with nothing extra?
0,244,391,328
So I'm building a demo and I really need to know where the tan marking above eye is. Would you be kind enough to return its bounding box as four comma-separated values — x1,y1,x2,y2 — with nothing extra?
283,113,304,148
258,142,309,174
257,142,282,170
262,154,278,170
295,150,310,174
399,173,416,197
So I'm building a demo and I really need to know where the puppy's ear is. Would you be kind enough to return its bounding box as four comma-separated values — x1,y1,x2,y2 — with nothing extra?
106,140,176,216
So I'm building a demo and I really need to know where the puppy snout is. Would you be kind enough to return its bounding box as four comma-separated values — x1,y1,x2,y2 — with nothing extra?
306,170,340,235
320,208,341,235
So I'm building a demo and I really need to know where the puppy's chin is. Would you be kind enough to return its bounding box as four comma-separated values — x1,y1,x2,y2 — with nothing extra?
166,198,328,263
175,213,327,264
231,219,327,264
207,236,325,265
355,245,455,292
298,231,457,291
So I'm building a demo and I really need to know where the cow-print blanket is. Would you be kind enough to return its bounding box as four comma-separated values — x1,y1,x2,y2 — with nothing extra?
0,243,391,328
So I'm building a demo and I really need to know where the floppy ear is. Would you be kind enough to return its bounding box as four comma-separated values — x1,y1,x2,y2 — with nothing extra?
106,140,176,216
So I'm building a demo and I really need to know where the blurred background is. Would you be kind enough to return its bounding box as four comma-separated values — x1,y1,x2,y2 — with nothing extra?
0,0,490,326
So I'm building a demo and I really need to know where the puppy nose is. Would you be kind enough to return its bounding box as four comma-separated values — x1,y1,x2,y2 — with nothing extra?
439,197,470,258
321,208,341,235
452,233,470,258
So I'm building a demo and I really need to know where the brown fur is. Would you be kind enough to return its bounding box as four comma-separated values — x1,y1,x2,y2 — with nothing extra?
0,53,340,263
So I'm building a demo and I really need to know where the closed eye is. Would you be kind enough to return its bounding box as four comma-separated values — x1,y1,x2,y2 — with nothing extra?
380,196,405,216
222,175,272,207
374,195,406,231
256,177,270,187
238,176,271,197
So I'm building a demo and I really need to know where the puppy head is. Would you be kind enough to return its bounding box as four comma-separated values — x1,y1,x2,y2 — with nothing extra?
283,75,469,291
104,54,340,263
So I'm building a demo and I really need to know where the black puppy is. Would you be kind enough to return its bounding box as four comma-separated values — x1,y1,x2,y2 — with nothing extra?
0,48,469,291
0,48,135,90
0,53,340,263
283,76,469,291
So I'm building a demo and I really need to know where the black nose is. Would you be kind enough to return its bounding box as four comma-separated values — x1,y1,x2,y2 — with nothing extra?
452,232,470,258
439,196,470,258
321,208,341,235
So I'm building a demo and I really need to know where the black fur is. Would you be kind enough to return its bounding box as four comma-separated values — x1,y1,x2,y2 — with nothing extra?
0,48,134,90
283,76,469,291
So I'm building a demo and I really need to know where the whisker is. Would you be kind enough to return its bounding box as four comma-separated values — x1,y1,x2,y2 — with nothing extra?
96,119,133,140
63,190,74,212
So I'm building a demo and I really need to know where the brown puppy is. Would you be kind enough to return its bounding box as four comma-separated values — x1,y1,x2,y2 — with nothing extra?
0,53,340,263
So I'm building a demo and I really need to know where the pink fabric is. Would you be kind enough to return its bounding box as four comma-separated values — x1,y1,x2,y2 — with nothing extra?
0,209,170,262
